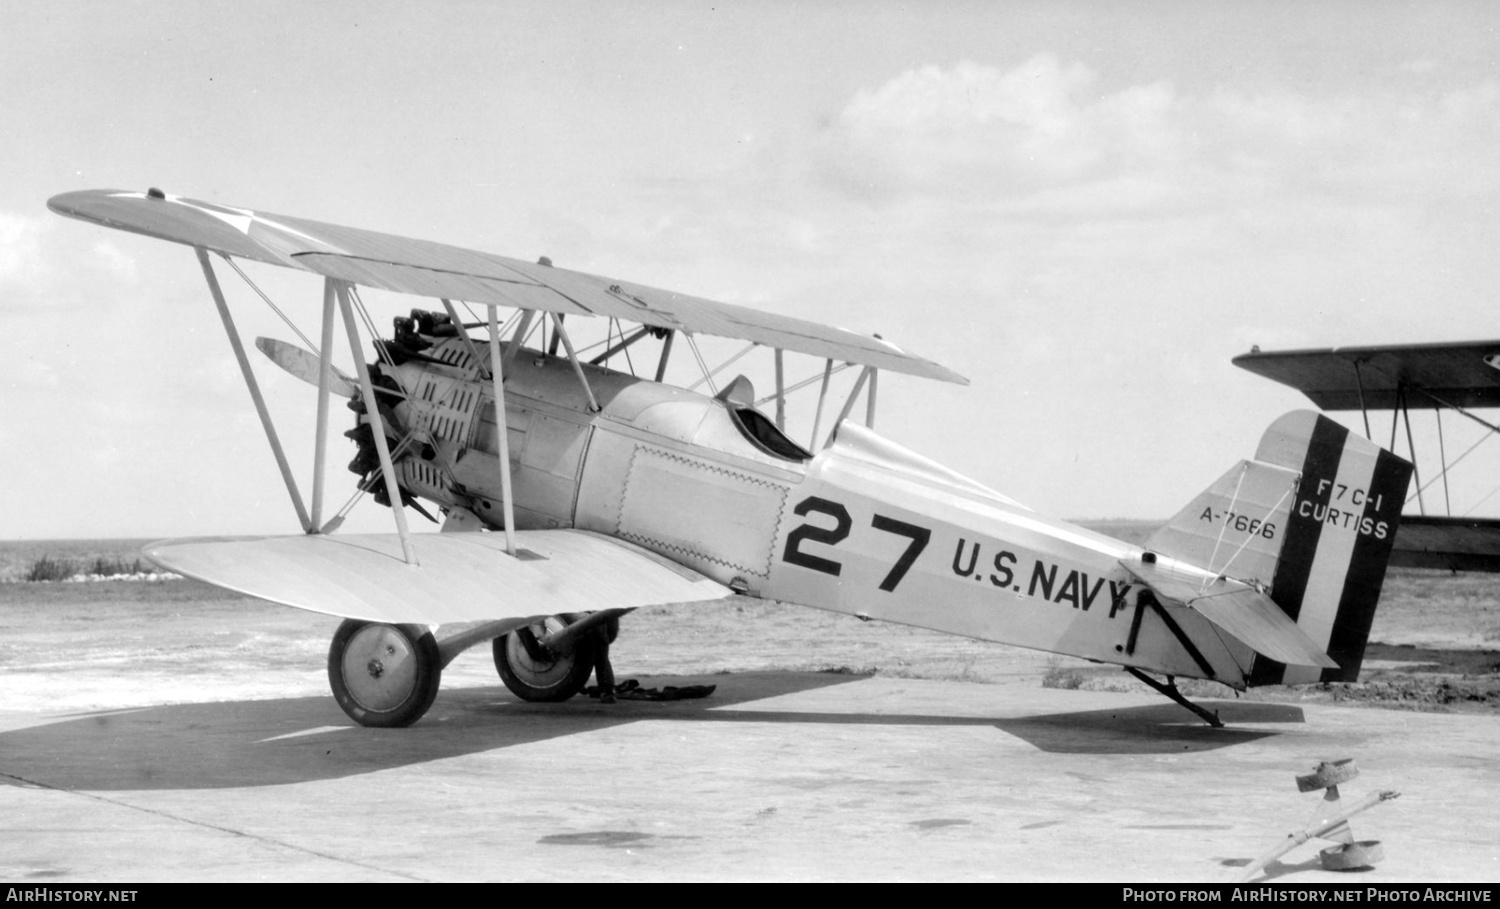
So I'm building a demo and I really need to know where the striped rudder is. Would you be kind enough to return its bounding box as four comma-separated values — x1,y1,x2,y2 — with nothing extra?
1247,411,1412,686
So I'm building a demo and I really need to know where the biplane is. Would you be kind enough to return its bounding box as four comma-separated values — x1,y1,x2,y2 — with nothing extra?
1236,341,1500,573
49,188,1412,728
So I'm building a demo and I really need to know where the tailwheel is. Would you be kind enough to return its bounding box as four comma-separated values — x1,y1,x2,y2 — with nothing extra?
328,619,442,727
493,615,596,702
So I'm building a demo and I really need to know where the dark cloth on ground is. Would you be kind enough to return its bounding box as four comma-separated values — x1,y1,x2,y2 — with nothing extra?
583,679,717,701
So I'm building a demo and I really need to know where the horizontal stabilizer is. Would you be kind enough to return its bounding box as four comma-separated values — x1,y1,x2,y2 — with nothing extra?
1125,562,1338,669
1188,588,1339,669
145,530,730,625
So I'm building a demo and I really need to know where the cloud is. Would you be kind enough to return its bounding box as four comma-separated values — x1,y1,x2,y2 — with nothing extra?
91,239,138,283
813,56,1500,218
816,56,1187,206
0,213,53,292
1206,81,1500,200
550,56,1500,349
16,357,59,388
0,211,141,312
586,55,1500,518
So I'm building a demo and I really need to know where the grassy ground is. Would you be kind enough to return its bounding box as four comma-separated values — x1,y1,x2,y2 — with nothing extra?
0,538,160,582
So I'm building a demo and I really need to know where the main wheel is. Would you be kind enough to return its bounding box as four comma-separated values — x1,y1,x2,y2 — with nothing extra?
328,620,442,727
493,615,597,702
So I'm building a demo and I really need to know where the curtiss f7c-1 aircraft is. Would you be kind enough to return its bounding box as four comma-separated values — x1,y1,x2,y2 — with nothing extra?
50,188,1413,729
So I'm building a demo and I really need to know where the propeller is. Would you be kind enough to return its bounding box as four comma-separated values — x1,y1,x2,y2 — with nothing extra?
255,338,437,524
254,337,404,400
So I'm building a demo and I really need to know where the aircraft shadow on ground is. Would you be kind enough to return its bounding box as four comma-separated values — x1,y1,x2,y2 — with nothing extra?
0,671,1301,792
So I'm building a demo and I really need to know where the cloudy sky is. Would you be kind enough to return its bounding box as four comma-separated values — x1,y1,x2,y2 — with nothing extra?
4,1,1499,539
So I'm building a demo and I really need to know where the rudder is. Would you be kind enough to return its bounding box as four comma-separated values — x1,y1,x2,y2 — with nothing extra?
1248,411,1410,684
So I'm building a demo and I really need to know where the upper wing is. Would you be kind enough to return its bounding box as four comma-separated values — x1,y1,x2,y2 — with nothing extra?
1233,341,1500,410
146,529,730,625
48,188,966,385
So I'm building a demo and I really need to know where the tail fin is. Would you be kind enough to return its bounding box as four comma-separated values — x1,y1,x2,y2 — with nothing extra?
1148,411,1412,686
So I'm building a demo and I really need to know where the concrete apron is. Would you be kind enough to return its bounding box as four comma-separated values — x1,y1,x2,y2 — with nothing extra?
0,672,1495,882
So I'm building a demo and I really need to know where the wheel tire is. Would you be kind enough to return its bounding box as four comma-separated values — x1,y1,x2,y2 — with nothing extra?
493,616,597,702
1320,840,1383,871
328,619,442,727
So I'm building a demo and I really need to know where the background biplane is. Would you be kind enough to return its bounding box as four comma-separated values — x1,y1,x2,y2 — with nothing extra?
50,188,1412,728
1235,341,1500,573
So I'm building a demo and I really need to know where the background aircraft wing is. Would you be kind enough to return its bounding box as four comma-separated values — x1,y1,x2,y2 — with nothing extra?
1233,340,1500,410
48,188,966,384
145,530,730,625
1381,515,1500,572
1236,340,1500,572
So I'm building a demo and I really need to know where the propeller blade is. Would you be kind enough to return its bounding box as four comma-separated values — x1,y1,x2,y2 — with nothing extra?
255,337,405,401
255,337,358,398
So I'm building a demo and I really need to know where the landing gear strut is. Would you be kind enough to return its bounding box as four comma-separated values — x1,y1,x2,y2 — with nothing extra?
328,620,442,727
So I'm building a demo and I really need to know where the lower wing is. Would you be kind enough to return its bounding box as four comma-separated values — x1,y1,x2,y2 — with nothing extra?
146,530,730,625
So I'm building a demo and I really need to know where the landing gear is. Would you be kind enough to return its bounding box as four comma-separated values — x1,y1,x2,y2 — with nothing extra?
328,620,442,727
493,615,596,702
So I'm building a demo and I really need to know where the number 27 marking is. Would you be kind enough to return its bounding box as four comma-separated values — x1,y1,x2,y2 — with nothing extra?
782,496,931,593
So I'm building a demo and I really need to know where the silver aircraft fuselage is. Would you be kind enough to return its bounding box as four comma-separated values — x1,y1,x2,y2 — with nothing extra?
382,338,1252,688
